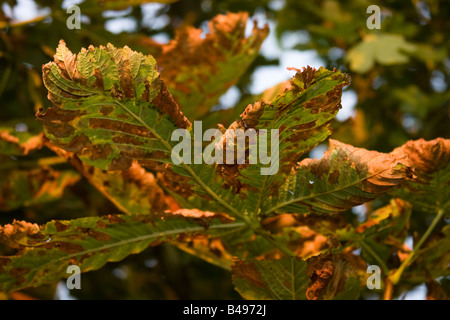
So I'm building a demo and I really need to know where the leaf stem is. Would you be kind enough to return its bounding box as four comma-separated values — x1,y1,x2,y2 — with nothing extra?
388,208,446,285
360,240,389,276
383,278,394,300
256,229,297,257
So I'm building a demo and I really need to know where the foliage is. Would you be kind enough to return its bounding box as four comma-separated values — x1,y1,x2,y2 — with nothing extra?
0,0,448,300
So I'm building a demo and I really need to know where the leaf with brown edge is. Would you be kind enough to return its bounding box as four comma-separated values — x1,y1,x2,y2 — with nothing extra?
46,143,175,215
263,139,412,216
0,165,80,211
39,40,190,172
390,138,450,214
0,211,245,292
0,220,40,249
0,121,44,156
156,12,268,120
214,67,350,214
39,41,249,220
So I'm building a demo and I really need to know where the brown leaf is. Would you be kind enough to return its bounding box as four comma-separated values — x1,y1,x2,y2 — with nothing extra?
46,142,174,215
300,139,412,193
0,220,40,249
0,131,44,156
156,12,268,118
391,138,450,174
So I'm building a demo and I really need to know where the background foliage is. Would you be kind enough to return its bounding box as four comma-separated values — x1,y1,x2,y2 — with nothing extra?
0,0,448,299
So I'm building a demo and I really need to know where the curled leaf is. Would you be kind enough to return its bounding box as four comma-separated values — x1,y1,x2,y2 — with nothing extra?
157,12,269,119
264,139,412,215
39,40,190,172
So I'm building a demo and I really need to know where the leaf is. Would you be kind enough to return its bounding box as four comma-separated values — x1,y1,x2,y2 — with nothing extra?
200,81,290,130
79,0,177,13
0,121,44,156
338,198,412,273
156,12,268,120
46,144,175,215
390,138,450,215
232,257,310,300
264,139,412,215
232,253,364,300
39,40,190,172
38,40,251,219
346,34,417,73
218,66,350,214
0,211,243,292
413,225,450,279
0,165,80,211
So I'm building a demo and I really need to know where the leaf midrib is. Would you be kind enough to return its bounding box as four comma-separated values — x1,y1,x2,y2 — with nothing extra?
264,167,394,215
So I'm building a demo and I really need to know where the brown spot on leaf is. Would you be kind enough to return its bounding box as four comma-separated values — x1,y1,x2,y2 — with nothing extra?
88,230,111,242
10,267,29,285
232,260,266,289
54,221,70,233
150,79,190,129
58,241,84,254
306,255,335,300
93,69,104,91
96,220,108,229
99,106,114,116
328,170,340,185
105,215,126,224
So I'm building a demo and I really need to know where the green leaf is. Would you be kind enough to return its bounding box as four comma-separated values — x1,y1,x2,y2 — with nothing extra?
346,34,416,73
420,225,450,278
39,40,248,219
232,257,310,300
338,198,412,274
220,67,350,214
0,211,244,292
232,254,364,300
39,40,190,172
264,139,411,215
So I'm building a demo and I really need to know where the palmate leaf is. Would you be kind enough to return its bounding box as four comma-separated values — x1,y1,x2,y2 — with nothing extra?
0,211,244,292
39,41,356,222
156,12,268,120
263,139,412,216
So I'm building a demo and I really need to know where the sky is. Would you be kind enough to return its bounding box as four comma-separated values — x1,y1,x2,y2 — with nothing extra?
5,0,428,300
